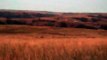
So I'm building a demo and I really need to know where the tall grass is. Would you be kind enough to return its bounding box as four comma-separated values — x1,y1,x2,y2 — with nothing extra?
0,40,107,60
0,25,107,60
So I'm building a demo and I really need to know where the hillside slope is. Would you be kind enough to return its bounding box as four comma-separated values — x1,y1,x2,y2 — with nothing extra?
0,10,107,30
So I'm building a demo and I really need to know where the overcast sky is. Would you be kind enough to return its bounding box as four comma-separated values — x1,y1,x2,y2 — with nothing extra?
0,0,107,12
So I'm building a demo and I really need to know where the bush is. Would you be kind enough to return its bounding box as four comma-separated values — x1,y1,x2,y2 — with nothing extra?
59,22,68,27
6,19,26,25
100,24,107,30
47,22,54,26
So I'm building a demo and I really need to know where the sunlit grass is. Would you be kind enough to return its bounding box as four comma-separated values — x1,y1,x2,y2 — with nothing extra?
0,40,107,60
0,25,107,60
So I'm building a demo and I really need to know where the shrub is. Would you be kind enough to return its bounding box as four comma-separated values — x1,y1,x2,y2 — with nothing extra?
59,22,68,27
47,22,54,26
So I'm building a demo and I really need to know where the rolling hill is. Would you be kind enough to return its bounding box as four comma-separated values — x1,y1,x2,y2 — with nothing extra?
0,9,107,30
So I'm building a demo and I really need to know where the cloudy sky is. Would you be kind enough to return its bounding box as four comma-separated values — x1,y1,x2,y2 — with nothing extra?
0,0,107,12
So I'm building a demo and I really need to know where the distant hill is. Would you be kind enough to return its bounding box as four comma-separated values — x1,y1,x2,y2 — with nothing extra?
0,9,107,30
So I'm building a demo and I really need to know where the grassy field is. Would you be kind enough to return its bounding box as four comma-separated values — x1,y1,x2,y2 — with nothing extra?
0,25,107,60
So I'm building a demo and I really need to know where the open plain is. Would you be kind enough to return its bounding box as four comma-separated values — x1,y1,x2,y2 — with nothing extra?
0,25,107,60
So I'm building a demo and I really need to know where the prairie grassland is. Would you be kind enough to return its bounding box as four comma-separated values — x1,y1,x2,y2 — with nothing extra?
0,25,107,60
0,39,107,60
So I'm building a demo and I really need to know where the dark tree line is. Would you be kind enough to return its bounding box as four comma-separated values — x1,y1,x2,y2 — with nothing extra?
0,12,55,18
6,19,26,25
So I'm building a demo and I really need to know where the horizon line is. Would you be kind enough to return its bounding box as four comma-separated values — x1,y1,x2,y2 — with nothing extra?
0,9,107,13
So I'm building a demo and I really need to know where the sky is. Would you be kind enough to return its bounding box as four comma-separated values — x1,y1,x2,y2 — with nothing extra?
0,0,107,12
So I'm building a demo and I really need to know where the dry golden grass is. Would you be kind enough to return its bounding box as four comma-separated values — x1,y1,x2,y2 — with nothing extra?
0,25,107,60
0,39,107,60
